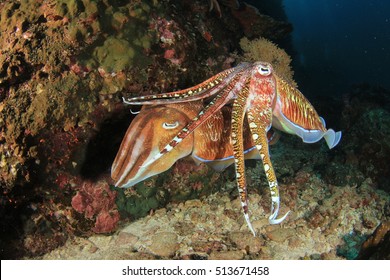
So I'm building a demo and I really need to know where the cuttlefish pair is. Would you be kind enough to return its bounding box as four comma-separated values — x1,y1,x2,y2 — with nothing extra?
111,62,342,235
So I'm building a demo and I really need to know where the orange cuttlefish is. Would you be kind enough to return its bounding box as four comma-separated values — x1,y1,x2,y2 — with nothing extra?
112,61,342,236
112,101,279,188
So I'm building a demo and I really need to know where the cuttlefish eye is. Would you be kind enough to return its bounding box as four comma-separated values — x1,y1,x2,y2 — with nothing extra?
162,121,179,129
258,65,271,76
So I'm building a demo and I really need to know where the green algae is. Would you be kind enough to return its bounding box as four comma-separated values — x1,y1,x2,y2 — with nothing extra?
337,232,368,260
0,0,42,32
77,1,157,73
24,72,96,134
0,0,163,149
116,181,168,220
91,37,135,72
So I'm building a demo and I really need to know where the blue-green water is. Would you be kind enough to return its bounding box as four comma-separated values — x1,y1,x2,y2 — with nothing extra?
282,0,390,96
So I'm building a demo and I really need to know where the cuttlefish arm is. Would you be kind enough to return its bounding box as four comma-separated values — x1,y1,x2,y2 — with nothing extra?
272,75,342,148
122,62,250,105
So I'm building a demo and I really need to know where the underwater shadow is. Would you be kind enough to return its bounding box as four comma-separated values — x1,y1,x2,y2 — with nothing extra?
79,109,135,180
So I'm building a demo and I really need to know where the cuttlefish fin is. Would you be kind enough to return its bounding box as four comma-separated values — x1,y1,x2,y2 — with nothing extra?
323,128,342,149
318,116,342,148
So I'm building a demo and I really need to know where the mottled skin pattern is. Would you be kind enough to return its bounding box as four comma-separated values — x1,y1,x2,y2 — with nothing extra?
117,62,341,235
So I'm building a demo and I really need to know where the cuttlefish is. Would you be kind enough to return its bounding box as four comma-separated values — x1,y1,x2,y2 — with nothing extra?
112,101,279,188
113,62,342,235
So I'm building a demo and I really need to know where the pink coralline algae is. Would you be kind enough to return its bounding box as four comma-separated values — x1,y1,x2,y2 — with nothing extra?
154,18,176,46
152,17,188,66
71,180,120,233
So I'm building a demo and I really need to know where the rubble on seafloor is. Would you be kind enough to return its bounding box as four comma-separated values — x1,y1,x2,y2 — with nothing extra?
39,161,389,259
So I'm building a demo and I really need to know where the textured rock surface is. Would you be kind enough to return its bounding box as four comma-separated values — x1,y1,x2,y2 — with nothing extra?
38,157,389,259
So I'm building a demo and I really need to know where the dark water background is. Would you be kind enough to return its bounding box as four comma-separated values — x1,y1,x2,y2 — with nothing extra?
259,0,390,97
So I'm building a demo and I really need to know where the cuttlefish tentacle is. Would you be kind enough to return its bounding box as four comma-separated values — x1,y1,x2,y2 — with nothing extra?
123,63,250,105
230,84,256,235
229,65,289,236
244,64,291,225
246,108,290,225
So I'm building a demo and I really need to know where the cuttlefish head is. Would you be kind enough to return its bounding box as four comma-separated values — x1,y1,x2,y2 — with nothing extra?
111,103,201,188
